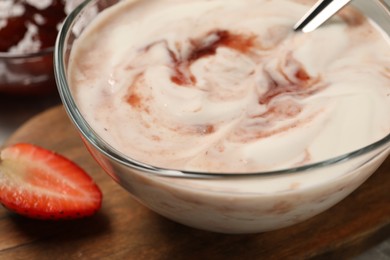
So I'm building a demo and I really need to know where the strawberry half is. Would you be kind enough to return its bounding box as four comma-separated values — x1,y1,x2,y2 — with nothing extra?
0,143,102,220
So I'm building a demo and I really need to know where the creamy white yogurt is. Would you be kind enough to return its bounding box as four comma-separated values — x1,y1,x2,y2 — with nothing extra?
69,0,390,174
67,0,390,233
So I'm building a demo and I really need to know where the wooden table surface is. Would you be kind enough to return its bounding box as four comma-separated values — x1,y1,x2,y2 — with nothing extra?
0,105,389,259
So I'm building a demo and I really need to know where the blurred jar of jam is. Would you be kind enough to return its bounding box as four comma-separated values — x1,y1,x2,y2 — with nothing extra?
0,0,79,95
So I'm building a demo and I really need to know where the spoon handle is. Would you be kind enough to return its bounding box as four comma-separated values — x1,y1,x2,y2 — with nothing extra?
294,0,353,33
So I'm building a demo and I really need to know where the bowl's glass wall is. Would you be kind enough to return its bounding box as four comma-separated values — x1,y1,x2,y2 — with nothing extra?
55,0,390,233
84,137,389,233
0,52,55,95
353,0,390,34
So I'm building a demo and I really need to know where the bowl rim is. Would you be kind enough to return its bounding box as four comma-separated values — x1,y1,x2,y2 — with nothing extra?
54,0,390,179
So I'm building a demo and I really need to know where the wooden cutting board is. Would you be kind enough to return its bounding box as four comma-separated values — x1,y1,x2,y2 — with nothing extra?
0,105,389,259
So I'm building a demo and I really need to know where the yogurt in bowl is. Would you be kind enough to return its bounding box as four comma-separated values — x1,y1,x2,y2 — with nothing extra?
55,0,390,233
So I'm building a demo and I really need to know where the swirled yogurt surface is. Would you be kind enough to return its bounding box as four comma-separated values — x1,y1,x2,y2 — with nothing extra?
69,0,390,173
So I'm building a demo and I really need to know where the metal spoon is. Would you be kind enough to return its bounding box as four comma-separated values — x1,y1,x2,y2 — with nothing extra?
294,0,353,33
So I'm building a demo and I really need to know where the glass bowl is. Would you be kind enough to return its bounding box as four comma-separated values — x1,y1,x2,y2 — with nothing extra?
0,49,56,95
54,0,390,233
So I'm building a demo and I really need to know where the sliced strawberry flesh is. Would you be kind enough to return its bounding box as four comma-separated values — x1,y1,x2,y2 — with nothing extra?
0,143,102,220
